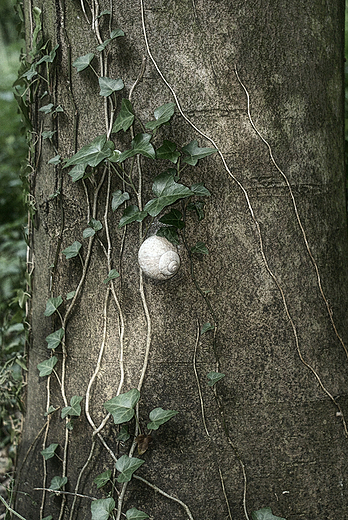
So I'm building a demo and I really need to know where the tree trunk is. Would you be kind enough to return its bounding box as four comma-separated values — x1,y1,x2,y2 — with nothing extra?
16,1,348,519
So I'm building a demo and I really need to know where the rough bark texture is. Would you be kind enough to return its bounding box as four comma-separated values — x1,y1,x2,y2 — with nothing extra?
16,1,348,519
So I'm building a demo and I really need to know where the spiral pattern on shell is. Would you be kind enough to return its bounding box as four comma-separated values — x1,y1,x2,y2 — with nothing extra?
138,236,180,280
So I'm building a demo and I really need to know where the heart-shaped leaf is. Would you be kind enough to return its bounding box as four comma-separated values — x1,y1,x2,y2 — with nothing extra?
159,209,185,229
126,508,149,520
182,140,216,166
64,135,114,168
49,476,67,491
251,508,286,520
61,395,83,419
62,241,82,259
68,164,87,182
191,241,209,255
39,103,54,113
118,205,147,228
41,443,58,460
156,140,180,163
116,425,130,442
190,183,211,197
201,322,214,335
91,498,115,520
46,328,64,349
144,171,193,217
103,269,120,284
99,77,124,97
112,99,134,133
104,388,140,424
117,133,155,163
97,28,124,51
94,469,112,489
37,356,58,377
147,408,178,431
112,190,130,211
145,102,175,131
73,53,95,72
156,226,179,245
83,218,102,238
207,372,225,387
115,454,144,483
44,296,63,316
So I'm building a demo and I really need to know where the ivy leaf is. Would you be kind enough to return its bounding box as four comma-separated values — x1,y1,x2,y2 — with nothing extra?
117,425,130,442
68,164,87,182
187,201,205,221
201,322,214,334
37,44,59,65
156,140,180,163
64,135,114,168
61,395,83,419
46,328,64,350
251,508,286,520
44,405,59,416
126,508,149,520
147,408,178,431
118,205,147,228
66,290,76,300
97,28,124,51
44,296,63,317
156,226,179,245
94,469,112,489
190,183,211,197
145,102,175,131
48,155,61,165
104,388,140,424
159,209,185,229
112,190,130,211
49,476,68,491
39,103,54,113
182,140,217,166
191,241,209,255
103,269,120,284
207,372,225,387
112,99,134,133
41,443,58,460
62,241,82,259
144,171,192,217
91,498,115,520
42,516,53,520
72,53,95,72
37,356,58,377
99,77,124,97
117,134,155,163
42,130,56,140
83,218,102,238
115,454,144,483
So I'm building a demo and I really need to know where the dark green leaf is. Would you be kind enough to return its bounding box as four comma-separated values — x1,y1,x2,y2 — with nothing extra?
49,476,67,491
46,328,64,349
115,455,144,483
83,218,102,238
99,76,124,97
182,140,217,166
97,28,124,51
61,395,83,419
94,470,112,489
144,171,192,217
191,241,209,255
117,133,155,163
156,140,180,163
251,508,286,520
104,388,140,424
64,135,114,168
68,164,87,182
103,269,120,284
190,183,211,197
117,425,130,442
126,508,149,520
112,99,135,133
147,408,178,431
207,372,225,387
187,201,205,221
112,190,130,211
37,356,58,377
37,44,59,65
118,205,147,228
159,209,185,229
21,63,37,80
41,443,58,460
62,241,82,259
44,406,59,416
73,53,95,72
44,296,63,316
156,226,179,245
91,498,115,520
145,102,175,131
98,9,111,18
201,322,214,334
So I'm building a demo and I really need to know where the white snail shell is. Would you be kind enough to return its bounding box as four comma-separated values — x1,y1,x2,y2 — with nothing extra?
138,236,180,280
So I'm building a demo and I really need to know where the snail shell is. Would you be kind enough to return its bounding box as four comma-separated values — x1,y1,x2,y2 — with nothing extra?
138,236,180,280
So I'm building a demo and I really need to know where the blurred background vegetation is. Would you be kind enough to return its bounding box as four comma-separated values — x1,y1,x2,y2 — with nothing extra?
0,0,27,485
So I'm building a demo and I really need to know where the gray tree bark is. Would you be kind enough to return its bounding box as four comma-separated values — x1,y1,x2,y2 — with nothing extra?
16,0,348,519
